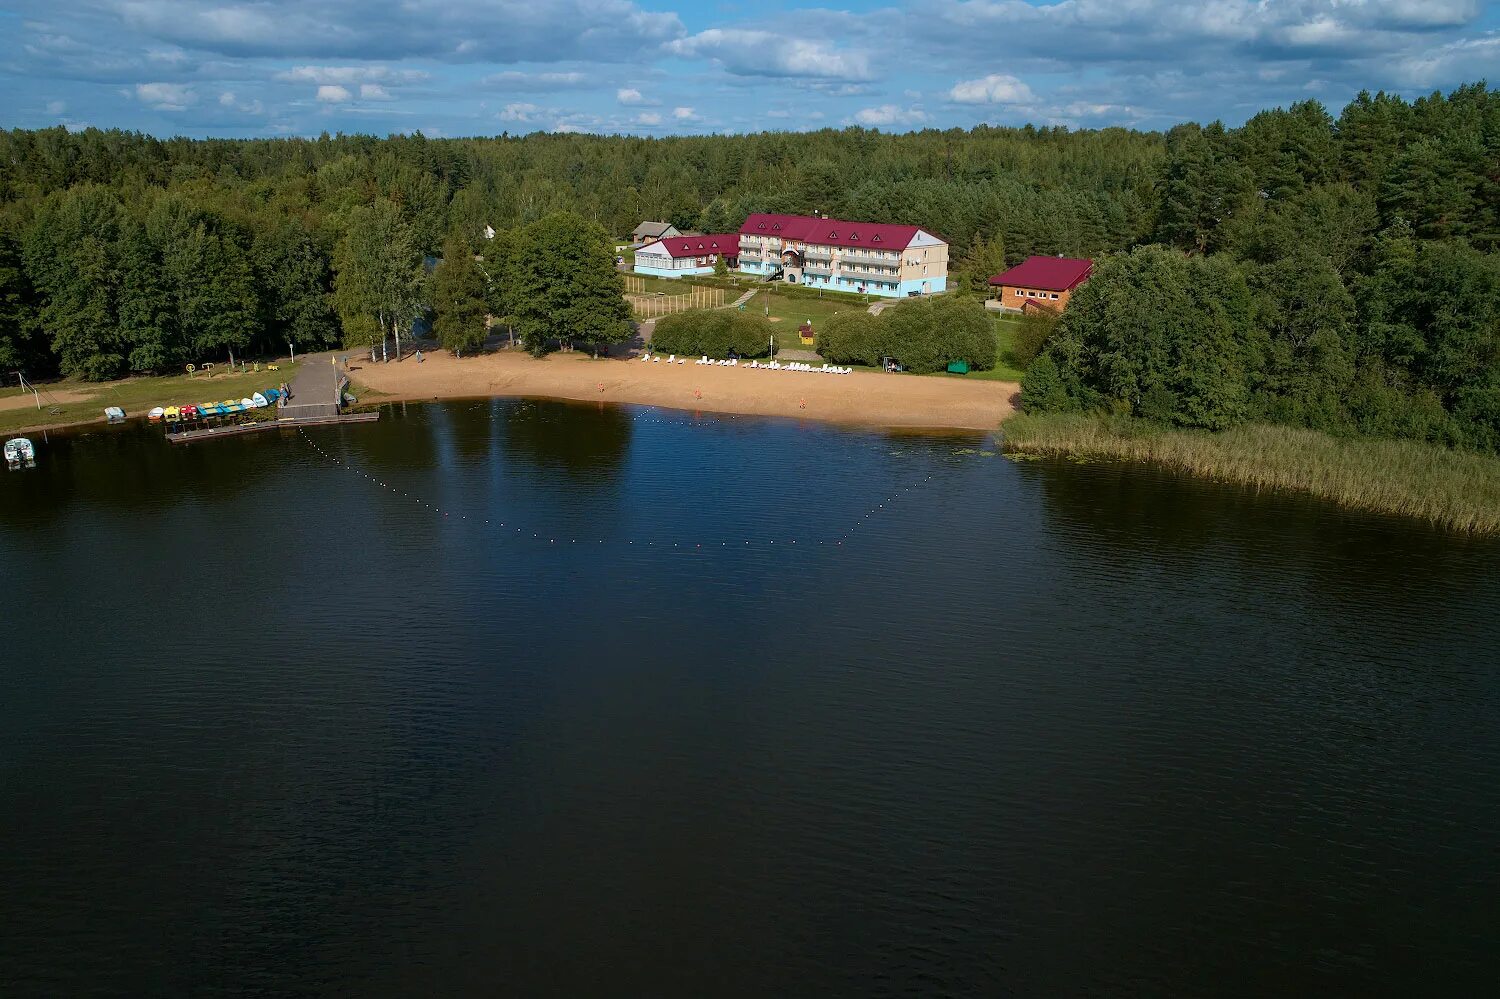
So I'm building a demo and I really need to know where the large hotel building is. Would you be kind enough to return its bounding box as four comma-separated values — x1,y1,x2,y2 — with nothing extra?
735,213,948,298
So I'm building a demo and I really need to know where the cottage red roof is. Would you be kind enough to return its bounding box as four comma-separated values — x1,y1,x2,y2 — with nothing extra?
639,234,741,259
989,256,1093,291
737,213,931,250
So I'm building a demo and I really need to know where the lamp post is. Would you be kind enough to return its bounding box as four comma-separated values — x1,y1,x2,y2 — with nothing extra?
288,340,295,363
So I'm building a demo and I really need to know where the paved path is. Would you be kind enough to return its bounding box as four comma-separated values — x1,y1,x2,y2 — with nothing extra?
282,351,344,419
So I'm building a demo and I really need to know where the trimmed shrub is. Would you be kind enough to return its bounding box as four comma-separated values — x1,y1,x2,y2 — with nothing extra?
817,298,998,372
650,309,773,358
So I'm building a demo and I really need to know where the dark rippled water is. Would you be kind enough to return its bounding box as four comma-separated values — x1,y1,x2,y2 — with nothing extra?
3,400,1498,995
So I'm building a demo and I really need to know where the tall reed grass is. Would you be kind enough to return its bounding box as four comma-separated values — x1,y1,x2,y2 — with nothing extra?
1000,413,1500,534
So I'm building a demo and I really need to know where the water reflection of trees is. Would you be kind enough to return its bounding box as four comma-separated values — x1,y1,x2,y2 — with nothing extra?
1018,456,1500,614
497,399,632,480
0,421,284,528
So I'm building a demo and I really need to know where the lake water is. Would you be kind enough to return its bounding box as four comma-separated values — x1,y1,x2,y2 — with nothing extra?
2,400,1498,995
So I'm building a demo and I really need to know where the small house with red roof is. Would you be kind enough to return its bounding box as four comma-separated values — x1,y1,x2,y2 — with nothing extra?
633,234,740,278
989,256,1093,312
736,213,949,298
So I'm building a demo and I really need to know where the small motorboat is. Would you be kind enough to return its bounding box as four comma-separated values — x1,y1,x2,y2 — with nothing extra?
180,404,200,420
148,407,165,422
163,406,180,422
104,406,126,422
262,388,281,403
251,392,269,408
239,397,256,410
4,437,36,469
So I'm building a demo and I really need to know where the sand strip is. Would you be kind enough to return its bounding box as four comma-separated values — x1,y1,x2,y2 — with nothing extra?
348,348,1017,431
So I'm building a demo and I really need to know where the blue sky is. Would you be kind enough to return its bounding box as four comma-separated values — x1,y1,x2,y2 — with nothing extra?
3,0,1497,138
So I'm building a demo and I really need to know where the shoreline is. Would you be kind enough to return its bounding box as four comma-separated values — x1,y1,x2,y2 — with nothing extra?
346,347,1018,432
1001,412,1500,535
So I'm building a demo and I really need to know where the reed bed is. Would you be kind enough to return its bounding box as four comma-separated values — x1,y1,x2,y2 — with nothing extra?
1000,413,1500,534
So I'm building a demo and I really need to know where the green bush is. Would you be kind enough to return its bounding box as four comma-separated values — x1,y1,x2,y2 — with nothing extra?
817,310,889,366
816,298,997,372
650,310,774,358
1010,310,1058,366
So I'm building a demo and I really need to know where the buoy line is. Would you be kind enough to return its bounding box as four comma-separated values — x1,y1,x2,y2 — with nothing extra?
297,425,935,550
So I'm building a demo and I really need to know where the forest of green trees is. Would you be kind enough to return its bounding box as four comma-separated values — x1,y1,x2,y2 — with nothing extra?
0,83,1495,450
1020,86,1499,452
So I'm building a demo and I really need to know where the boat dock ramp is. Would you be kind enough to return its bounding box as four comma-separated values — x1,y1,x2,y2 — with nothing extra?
165,352,378,444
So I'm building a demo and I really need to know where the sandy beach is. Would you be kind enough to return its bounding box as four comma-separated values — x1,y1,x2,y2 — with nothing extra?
347,347,1018,431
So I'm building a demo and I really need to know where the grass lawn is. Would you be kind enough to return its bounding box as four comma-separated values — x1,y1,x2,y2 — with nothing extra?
622,273,694,297
0,362,302,434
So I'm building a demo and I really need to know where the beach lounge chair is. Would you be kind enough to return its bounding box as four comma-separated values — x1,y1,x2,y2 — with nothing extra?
667,354,675,364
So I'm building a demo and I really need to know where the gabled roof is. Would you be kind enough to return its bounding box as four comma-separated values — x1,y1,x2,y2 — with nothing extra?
637,234,741,259
738,213,932,250
989,256,1093,291
633,221,678,238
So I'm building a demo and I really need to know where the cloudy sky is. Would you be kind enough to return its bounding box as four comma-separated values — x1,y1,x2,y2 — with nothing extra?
3,0,1497,138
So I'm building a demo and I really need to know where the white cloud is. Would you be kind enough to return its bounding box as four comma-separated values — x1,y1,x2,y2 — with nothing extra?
668,29,872,81
672,106,695,120
499,102,544,122
635,111,662,126
617,87,644,105
360,83,392,100
46,99,67,115
1393,32,1500,87
948,74,1034,105
851,104,929,128
482,70,588,90
133,81,195,111
278,65,427,85
114,0,686,62
316,84,351,103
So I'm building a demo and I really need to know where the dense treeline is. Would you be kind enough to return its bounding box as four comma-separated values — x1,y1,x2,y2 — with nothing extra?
0,120,1161,380
1,84,1496,452
1024,84,1500,452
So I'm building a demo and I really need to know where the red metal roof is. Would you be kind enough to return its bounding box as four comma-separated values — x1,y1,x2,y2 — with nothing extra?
639,234,741,259
989,256,1093,291
737,213,930,250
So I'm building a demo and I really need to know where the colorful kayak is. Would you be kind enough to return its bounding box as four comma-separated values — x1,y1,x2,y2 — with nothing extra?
147,407,165,422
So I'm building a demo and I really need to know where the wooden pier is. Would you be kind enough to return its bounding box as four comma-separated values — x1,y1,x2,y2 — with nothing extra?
165,411,378,444
166,351,376,444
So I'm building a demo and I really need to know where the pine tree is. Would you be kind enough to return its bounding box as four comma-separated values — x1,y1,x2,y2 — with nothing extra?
963,235,1007,294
